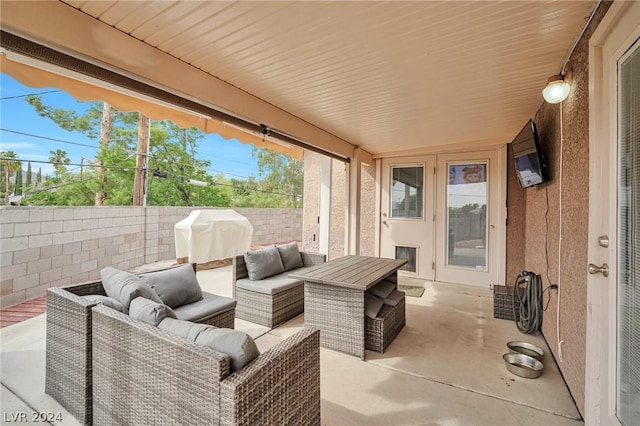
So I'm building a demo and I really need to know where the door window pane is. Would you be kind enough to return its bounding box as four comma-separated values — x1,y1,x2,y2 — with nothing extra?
446,163,487,269
391,166,424,218
395,246,417,272
617,41,640,426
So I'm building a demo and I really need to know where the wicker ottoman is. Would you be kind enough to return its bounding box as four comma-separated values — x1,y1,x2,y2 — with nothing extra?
365,297,406,353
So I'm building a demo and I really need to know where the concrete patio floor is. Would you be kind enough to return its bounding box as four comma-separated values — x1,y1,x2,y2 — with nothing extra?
1,263,582,425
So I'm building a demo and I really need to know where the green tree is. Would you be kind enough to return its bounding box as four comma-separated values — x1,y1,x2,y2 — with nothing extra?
26,162,32,187
24,95,231,207
36,167,42,184
0,151,20,202
23,95,301,208
230,148,303,208
14,163,23,196
0,163,5,202
49,149,70,177
146,122,230,207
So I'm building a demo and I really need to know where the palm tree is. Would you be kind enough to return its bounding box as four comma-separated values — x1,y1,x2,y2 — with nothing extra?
0,151,20,202
49,149,71,176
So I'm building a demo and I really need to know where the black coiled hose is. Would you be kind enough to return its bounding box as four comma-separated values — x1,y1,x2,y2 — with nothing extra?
513,271,543,334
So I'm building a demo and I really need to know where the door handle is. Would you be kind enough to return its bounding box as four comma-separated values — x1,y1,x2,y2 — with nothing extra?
588,263,609,277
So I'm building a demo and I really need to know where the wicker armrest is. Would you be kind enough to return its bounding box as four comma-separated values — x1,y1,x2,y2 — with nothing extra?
45,284,105,425
220,327,321,425
232,255,249,293
301,252,327,267
91,305,231,425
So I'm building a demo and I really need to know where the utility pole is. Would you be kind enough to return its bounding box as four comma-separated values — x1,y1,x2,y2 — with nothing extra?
95,102,110,206
133,114,150,206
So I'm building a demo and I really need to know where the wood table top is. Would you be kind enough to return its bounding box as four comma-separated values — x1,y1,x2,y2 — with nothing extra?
289,255,407,290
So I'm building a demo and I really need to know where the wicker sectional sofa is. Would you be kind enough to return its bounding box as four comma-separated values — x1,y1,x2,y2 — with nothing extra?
91,305,321,425
233,250,326,328
45,263,236,425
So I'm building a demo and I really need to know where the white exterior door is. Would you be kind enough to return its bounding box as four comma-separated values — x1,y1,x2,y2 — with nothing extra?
434,150,505,287
586,2,639,425
380,151,505,286
380,156,435,280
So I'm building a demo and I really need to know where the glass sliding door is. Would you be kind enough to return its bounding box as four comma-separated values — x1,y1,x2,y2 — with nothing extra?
617,38,640,426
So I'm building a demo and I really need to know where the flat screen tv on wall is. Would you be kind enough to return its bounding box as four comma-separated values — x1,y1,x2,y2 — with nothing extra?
511,119,548,188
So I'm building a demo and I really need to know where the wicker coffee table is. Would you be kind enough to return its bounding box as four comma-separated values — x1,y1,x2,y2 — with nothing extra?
289,255,406,359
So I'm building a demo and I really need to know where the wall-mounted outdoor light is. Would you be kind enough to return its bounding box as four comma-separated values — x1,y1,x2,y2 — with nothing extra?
542,74,571,104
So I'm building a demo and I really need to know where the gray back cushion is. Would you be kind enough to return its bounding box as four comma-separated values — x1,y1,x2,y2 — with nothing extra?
195,327,260,372
244,246,285,281
80,295,128,314
158,317,213,341
101,267,162,309
158,318,260,372
129,297,177,326
276,242,304,271
139,264,202,308
365,292,384,319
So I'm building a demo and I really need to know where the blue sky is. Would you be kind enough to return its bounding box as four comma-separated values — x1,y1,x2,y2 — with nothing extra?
0,73,259,179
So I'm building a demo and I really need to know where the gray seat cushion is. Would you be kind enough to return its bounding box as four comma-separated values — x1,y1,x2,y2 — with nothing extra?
139,264,203,309
236,270,305,295
80,295,128,314
276,242,304,271
158,317,215,341
172,291,237,322
383,290,405,306
129,297,177,326
101,267,162,309
244,246,285,280
368,279,395,299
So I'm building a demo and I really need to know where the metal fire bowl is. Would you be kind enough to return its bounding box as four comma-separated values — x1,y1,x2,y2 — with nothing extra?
506,341,544,360
503,353,544,379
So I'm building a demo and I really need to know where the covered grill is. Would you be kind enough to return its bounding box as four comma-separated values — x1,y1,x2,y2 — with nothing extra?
174,209,253,269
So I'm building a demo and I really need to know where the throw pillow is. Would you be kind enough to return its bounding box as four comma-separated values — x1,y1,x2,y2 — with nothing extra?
276,242,304,271
195,327,260,372
139,264,203,308
80,295,128,314
101,267,162,309
244,246,285,281
368,279,395,299
364,292,384,319
129,297,177,326
158,317,213,341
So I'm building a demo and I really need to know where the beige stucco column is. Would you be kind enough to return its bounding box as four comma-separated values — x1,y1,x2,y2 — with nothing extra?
346,148,373,255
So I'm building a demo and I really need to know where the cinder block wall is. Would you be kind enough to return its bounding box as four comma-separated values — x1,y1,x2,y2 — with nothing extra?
0,206,302,308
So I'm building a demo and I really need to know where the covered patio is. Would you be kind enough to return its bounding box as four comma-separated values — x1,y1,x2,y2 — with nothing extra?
2,263,581,425
1,1,638,425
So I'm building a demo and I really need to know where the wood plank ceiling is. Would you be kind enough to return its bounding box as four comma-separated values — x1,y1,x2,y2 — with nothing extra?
60,0,595,156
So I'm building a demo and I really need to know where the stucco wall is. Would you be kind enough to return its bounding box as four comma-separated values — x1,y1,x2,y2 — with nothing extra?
0,206,302,308
302,152,376,259
505,1,612,416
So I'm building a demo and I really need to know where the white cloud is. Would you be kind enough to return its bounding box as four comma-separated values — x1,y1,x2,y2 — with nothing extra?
0,142,38,150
